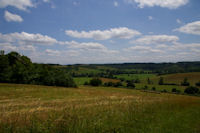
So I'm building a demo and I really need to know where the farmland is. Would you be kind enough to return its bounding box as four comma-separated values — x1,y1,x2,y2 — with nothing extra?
1,52,200,132
0,83,200,133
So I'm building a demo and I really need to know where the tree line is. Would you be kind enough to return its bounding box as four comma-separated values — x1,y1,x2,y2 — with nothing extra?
0,51,77,87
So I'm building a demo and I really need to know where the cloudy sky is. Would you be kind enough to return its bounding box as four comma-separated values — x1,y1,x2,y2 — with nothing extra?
0,0,200,64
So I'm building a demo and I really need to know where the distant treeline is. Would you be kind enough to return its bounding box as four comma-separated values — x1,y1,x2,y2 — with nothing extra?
105,63,200,74
69,62,200,75
0,51,77,87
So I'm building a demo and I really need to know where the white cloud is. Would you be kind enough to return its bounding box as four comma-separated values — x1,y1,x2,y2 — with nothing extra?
124,45,164,53
174,21,200,35
43,0,50,3
114,1,119,7
19,45,36,51
65,27,141,40
176,19,182,24
148,16,153,20
65,41,107,50
131,35,179,45
4,11,23,22
0,0,34,11
0,32,58,45
45,49,61,56
125,0,189,9
0,43,18,51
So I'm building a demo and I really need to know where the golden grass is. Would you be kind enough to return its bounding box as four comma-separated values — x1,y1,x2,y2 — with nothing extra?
0,83,200,132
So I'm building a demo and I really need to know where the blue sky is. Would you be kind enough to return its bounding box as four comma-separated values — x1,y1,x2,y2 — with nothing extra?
0,0,200,64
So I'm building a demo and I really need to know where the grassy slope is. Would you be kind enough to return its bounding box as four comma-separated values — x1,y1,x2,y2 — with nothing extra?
114,72,200,92
0,83,200,133
156,72,200,85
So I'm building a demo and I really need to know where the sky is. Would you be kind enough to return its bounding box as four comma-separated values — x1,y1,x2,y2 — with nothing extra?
0,0,200,64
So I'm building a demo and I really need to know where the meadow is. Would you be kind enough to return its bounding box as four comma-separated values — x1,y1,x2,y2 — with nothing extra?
1,83,200,133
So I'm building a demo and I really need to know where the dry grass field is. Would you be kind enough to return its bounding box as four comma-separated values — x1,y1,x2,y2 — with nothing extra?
0,83,200,133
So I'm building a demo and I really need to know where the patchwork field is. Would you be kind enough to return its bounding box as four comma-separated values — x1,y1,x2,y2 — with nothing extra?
156,72,200,85
0,83,200,133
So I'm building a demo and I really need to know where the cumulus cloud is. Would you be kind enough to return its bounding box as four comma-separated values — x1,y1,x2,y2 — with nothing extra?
43,0,50,3
0,43,18,51
0,0,34,11
19,45,36,51
45,49,61,56
64,41,107,50
148,16,153,20
125,0,189,9
61,40,119,54
65,27,141,40
124,45,164,53
4,11,23,22
176,19,182,24
174,21,200,35
114,1,119,7
0,32,58,45
131,35,179,45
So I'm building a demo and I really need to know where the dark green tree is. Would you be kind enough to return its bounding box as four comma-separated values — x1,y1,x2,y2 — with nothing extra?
158,77,164,85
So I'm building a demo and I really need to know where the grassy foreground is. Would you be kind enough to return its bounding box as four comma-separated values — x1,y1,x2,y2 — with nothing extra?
0,83,200,133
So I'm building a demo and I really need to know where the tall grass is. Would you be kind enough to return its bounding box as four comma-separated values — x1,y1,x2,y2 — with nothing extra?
0,83,200,133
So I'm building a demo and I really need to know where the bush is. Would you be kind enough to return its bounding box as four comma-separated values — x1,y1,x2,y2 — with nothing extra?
84,81,89,85
143,85,148,90
172,88,177,93
126,81,135,88
158,77,164,85
184,86,199,94
195,81,200,86
161,89,167,93
152,87,156,91
114,82,123,87
181,78,190,86
89,78,102,86
104,82,114,87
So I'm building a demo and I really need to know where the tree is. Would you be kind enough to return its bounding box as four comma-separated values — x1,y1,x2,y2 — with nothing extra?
147,78,151,84
158,77,164,85
90,78,102,86
195,81,200,86
114,82,122,87
104,82,114,87
143,85,148,90
0,51,77,88
152,87,156,91
0,53,11,82
184,86,199,94
126,81,135,88
181,77,190,86
172,88,177,93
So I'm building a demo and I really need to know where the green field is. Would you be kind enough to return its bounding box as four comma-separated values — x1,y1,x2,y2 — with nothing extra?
0,83,200,133
114,74,156,82
74,77,92,85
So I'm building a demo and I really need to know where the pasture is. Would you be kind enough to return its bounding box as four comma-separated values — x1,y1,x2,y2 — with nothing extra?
0,83,200,133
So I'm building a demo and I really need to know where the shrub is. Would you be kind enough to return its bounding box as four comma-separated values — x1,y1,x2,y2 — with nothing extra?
172,88,177,93
161,89,167,93
152,87,156,91
104,82,114,87
158,77,164,85
126,81,135,88
84,81,89,85
184,86,199,94
181,77,190,86
114,82,123,87
89,78,102,86
143,85,148,90
195,81,200,86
